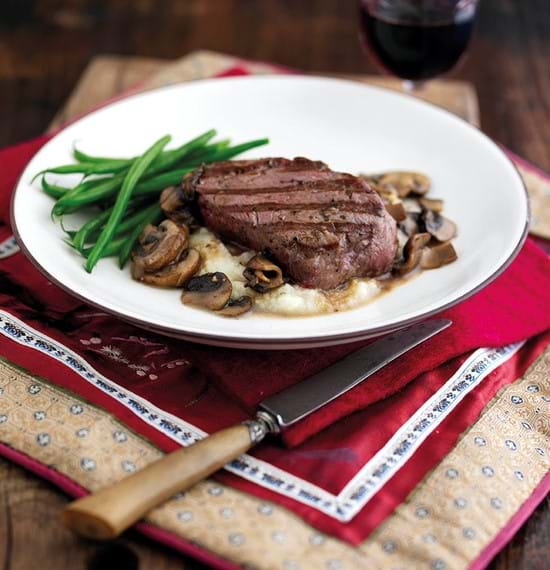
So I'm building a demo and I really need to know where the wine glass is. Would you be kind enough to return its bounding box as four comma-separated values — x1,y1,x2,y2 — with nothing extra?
359,0,479,91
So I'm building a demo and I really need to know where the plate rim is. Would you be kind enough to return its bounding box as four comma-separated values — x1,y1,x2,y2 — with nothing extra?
10,74,530,348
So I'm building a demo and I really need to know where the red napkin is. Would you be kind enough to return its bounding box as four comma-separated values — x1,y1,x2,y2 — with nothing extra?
1,135,550,449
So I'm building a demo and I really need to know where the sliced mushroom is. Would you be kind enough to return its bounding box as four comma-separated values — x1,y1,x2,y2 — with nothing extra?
419,197,444,213
244,255,284,293
398,213,420,237
420,242,457,269
133,220,189,273
132,248,201,287
181,272,232,310
384,201,407,222
216,296,253,317
394,232,431,276
159,185,200,228
422,209,457,242
402,198,422,214
362,175,398,202
377,171,431,198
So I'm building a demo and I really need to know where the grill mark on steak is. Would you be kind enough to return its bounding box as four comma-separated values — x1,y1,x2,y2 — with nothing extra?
226,210,384,228
218,202,381,214
205,191,376,211
223,221,375,231
190,157,398,289
197,177,356,195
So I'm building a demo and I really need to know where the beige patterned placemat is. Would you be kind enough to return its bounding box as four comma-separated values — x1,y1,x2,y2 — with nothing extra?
0,347,548,569
515,165,550,240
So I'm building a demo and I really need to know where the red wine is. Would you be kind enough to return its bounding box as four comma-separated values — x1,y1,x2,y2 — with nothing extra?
360,7,474,80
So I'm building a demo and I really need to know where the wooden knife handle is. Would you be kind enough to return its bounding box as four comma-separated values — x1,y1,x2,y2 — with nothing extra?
63,423,254,540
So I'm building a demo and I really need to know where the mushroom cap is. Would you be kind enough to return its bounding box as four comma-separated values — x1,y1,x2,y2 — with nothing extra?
419,197,444,213
244,254,284,293
376,171,431,198
181,272,232,311
398,213,421,237
385,200,407,222
216,296,253,317
422,210,457,242
361,174,399,203
420,242,458,269
395,232,431,276
132,248,201,287
402,198,423,214
133,220,189,272
159,185,199,228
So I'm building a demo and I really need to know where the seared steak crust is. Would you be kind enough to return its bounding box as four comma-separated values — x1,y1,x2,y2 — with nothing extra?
189,157,397,289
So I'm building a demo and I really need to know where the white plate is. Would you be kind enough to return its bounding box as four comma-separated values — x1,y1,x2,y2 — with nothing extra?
11,76,528,349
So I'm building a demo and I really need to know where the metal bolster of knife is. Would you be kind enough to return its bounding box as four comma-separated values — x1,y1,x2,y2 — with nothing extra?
243,410,281,443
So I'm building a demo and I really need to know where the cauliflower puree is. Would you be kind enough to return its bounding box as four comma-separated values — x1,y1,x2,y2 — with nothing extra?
189,228,381,316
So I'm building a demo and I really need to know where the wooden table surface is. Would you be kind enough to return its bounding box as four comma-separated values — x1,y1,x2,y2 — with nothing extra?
0,1,548,568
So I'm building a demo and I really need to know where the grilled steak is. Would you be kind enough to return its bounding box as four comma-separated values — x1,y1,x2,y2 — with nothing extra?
187,157,397,289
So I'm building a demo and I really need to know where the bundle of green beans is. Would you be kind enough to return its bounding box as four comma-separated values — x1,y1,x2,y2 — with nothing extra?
35,129,269,273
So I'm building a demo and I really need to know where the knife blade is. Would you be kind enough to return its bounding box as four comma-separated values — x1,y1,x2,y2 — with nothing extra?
64,318,451,540
260,318,451,428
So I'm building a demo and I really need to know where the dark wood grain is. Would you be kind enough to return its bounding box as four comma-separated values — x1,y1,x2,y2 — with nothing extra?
0,1,548,569
0,458,204,569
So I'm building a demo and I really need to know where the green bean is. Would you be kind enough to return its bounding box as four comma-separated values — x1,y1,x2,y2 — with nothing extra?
53,167,191,215
78,162,130,175
80,203,161,259
213,138,231,150
185,139,230,162
82,236,125,259
52,176,121,215
73,147,127,164
65,175,113,197
72,201,143,249
138,138,267,185
41,176,69,199
118,205,163,269
204,138,269,162
114,201,159,235
51,136,269,216
190,138,230,155
85,135,171,273
33,160,130,182
73,200,158,251
53,130,216,213
202,139,231,152
63,237,79,250
73,129,216,176
146,129,217,175
72,207,114,252
53,175,123,215
174,138,269,167
132,168,193,196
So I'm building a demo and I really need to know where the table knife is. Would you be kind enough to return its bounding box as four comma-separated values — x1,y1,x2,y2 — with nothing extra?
64,318,451,539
